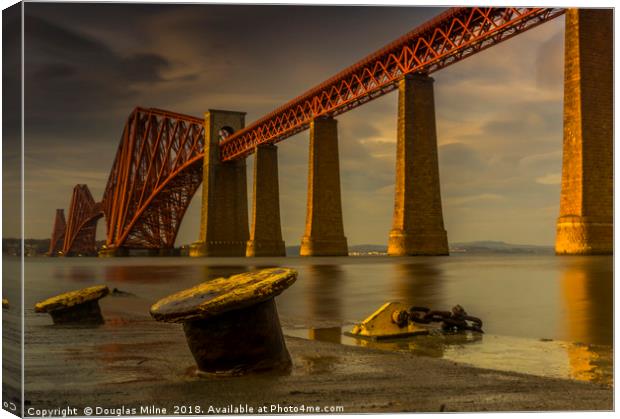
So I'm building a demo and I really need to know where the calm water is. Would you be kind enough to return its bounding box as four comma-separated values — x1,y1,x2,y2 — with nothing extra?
6,254,614,392
19,254,612,344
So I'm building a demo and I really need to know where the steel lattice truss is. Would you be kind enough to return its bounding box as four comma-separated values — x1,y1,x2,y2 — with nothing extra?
62,185,103,256
220,7,565,161
47,209,66,256
53,7,567,252
101,108,205,250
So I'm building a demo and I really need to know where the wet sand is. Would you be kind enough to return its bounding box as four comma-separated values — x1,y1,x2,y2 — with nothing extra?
24,305,612,414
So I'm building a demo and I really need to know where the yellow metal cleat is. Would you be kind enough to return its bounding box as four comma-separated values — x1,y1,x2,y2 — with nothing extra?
348,302,431,340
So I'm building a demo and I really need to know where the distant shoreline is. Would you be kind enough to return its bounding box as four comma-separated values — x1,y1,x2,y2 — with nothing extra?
4,238,554,257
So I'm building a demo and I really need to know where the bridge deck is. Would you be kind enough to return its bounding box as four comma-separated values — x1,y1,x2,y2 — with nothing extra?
219,7,565,161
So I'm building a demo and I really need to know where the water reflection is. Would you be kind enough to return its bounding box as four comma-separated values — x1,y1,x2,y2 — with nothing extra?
301,325,483,360
354,331,482,358
200,265,250,281
103,265,201,283
561,256,613,385
56,266,97,283
392,262,444,307
561,256,612,345
565,343,612,386
308,326,342,344
302,265,343,342
102,264,253,285
296,326,611,386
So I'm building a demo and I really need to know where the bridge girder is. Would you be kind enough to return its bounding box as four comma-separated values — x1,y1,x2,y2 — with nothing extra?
101,108,205,251
47,209,66,256
219,7,565,161
62,185,103,256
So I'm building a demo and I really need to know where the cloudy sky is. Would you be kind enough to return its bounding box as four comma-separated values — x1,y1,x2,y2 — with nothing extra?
11,3,566,246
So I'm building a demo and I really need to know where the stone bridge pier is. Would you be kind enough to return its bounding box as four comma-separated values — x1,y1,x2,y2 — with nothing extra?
191,109,287,258
556,8,613,255
190,110,249,257
388,74,449,256
300,116,349,256
246,144,286,257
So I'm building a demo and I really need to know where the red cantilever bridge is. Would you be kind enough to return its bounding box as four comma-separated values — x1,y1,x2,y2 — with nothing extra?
49,7,568,256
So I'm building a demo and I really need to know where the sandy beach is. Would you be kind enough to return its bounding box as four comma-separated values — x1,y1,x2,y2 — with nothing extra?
23,322,612,414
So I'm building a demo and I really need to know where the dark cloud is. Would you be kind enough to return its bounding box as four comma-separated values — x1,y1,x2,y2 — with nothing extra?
3,4,23,238
34,63,77,80
120,53,170,83
24,13,173,141
3,3,22,137
25,14,114,58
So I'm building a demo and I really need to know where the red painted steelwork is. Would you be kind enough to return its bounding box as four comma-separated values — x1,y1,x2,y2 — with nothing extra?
62,185,103,256
101,107,205,251
53,7,568,252
47,209,66,256
220,7,565,161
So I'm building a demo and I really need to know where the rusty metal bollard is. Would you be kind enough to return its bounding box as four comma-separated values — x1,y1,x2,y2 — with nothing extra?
34,285,109,325
150,267,297,376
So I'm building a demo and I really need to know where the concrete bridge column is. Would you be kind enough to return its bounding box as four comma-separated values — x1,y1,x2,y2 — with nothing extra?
388,74,448,256
300,116,348,256
190,110,249,257
246,144,286,257
556,9,612,255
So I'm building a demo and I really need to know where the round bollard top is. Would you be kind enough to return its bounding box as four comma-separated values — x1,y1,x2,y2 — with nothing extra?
34,285,110,313
150,267,297,323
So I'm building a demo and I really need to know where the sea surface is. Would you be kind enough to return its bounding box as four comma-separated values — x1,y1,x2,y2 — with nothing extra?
3,253,614,404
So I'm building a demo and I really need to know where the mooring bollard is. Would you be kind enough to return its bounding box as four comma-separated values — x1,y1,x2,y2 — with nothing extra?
34,285,110,325
2,298,9,309
150,267,297,376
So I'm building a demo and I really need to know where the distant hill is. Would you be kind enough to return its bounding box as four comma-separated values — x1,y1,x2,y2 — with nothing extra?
286,244,388,256
349,244,388,253
10,238,553,257
450,241,554,254
3,238,50,256
287,241,553,256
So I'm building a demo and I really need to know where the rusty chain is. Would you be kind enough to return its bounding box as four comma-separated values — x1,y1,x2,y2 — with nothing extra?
392,304,484,333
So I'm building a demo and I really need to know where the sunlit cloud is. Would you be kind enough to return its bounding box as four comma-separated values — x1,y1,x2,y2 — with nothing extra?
446,193,505,206
536,173,562,185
